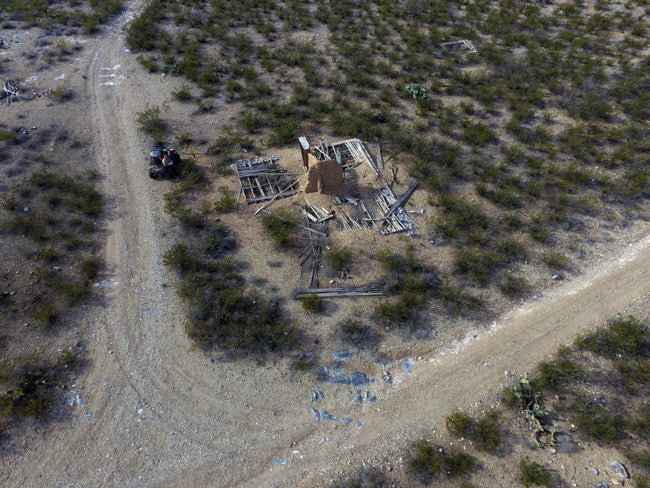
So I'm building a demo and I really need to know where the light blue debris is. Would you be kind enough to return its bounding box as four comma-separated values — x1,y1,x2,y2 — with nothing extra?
333,350,355,361
320,410,334,421
311,408,320,420
272,459,289,465
399,358,416,373
350,371,371,386
366,390,376,403
310,387,324,404
320,366,374,386
610,461,629,478
83,412,93,417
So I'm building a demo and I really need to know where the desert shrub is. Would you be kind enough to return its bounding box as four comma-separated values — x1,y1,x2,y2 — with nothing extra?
329,467,393,488
455,246,504,284
214,186,237,213
36,247,58,263
570,395,623,445
436,194,490,238
137,55,158,72
474,411,502,453
337,318,380,348
124,0,165,51
626,449,650,473
165,221,297,355
499,272,531,297
171,85,193,101
79,255,102,281
286,351,317,372
267,119,300,146
444,452,476,477
3,215,47,241
542,250,568,270
48,82,74,101
575,315,647,360
446,411,473,437
615,359,650,394
0,130,18,143
300,293,322,313
407,439,442,481
536,348,584,391
520,458,551,487
31,300,58,327
461,120,498,146
163,243,202,275
374,248,439,326
136,104,166,141
260,209,298,249
529,214,550,243
0,349,83,425
438,278,485,316
375,291,427,325
325,243,353,272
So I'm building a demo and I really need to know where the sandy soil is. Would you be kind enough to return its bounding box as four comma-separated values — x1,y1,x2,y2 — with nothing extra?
1,3,648,487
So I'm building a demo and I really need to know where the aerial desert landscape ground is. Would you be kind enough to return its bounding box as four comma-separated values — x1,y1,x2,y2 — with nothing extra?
0,1,648,487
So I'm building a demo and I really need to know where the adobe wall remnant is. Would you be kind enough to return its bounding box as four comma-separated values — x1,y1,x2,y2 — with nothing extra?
304,157,344,195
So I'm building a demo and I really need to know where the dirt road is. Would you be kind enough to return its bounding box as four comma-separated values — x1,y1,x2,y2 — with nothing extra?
2,3,648,487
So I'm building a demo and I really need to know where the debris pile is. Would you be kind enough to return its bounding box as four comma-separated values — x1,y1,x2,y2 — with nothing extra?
310,137,380,174
1,80,37,104
440,39,477,54
372,184,417,235
236,156,299,204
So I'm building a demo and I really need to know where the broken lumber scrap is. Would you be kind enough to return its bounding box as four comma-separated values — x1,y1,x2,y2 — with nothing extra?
237,156,299,204
293,287,385,298
383,183,418,220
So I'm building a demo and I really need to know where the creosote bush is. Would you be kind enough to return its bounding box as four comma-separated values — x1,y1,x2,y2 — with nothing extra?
407,439,476,483
374,248,439,327
300,293,322,313
325,243,353,273
446,411,473,437
575,315,648,360
520,457,551,487
260,208,298,249
162,168,296,356
213,186,237,213
136,104,166,142
0,348,83,425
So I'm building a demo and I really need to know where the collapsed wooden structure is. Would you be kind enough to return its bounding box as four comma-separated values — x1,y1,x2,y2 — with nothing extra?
234,137,421,298
236,156,300,204
310,137,381,174
332,185,417,235
440,40,476,54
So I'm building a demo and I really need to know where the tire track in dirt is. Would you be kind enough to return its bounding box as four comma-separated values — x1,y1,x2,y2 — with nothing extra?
237,233,649,488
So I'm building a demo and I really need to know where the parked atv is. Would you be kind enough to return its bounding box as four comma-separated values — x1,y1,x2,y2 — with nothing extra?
149,147,180,179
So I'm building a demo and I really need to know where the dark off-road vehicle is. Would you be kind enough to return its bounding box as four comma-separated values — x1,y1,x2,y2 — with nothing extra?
149,147,180,179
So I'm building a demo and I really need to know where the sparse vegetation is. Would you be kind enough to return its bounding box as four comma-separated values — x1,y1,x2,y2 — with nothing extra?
162,161,297,356
520,457,551,487
213,186,237,213
300,293,322,313
0,1,122,33
0,347,83,430
261,209,298,249
136,104,166,142
2,171,103,328
325,243,353,273
374,248,439,327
